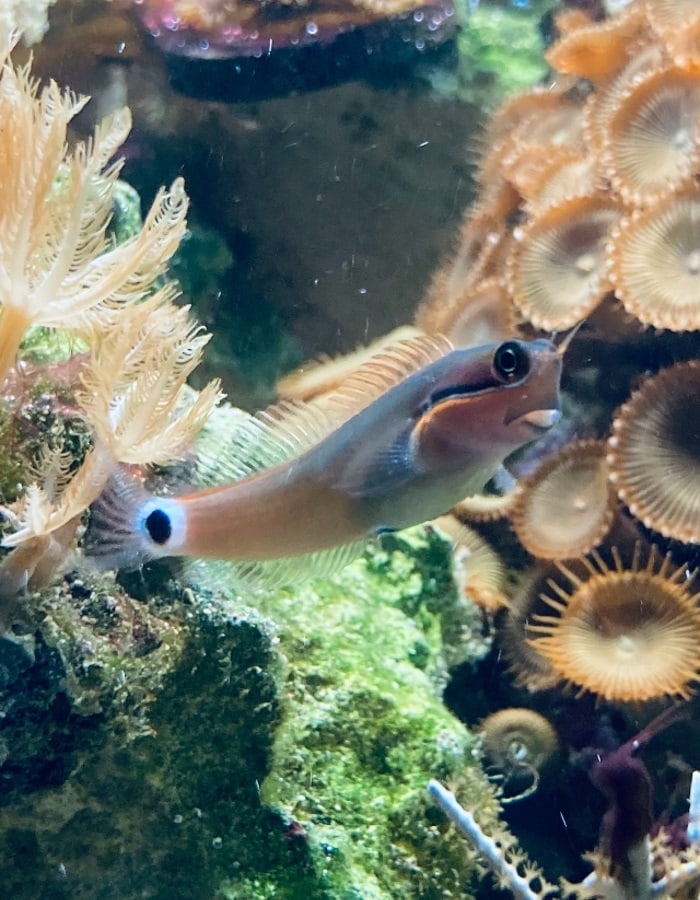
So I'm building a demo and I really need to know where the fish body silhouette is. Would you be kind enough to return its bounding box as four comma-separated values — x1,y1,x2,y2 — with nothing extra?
87,336,562,583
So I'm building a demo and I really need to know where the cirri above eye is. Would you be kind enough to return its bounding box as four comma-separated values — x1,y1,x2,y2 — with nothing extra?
493,341,530,382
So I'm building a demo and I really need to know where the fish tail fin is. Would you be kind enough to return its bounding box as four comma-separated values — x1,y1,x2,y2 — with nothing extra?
84,469,184,571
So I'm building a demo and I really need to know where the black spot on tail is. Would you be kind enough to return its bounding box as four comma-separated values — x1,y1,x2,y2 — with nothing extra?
145,508,172,545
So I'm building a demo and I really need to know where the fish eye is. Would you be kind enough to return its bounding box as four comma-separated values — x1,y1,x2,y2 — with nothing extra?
493,341,530,382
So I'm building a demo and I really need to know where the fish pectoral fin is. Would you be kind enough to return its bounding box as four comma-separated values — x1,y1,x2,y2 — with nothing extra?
336,432,417,500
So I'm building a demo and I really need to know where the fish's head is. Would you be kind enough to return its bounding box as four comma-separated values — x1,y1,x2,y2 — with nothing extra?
414,338,562,473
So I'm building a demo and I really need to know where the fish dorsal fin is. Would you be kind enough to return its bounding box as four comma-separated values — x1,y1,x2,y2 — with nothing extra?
322,333,453,422
255,399,338,450
194,400,338,486
276,325,424,402
195,334,452,486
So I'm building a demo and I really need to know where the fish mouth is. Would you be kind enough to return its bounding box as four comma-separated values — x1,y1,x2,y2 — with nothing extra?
515,408,561,433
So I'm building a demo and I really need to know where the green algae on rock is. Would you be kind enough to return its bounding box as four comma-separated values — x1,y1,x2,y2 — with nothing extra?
0,523,494,898
0,585,286,899
447,3,554,107
223,526,495,898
